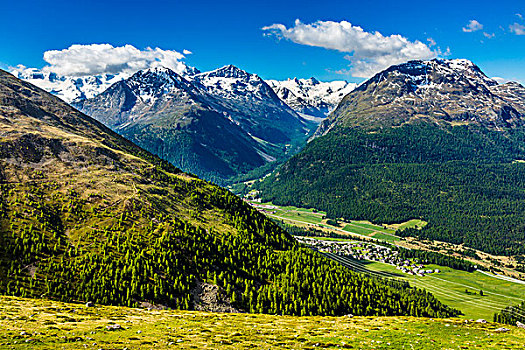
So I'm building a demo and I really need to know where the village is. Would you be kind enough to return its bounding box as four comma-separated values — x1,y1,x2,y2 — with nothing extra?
296,237,440,277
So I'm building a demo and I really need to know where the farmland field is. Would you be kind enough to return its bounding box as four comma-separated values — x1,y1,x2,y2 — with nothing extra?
250,201,405,242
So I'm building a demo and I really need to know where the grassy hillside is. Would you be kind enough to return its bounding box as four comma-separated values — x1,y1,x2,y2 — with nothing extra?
257,123,525,256
1,296,524,349
0,70,458,318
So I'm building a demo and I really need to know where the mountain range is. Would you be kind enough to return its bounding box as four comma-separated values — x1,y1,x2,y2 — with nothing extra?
0,69,457,318
315,58,525,136
257,58,525,257
75,65,311,183
13,64,356,183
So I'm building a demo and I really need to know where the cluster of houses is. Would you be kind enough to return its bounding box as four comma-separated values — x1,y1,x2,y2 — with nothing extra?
296,237,439,276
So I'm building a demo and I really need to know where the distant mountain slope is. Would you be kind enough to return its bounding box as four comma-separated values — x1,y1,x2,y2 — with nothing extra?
0,70,458,318
267,78,356,121
257,59,525,256
79,66,313,183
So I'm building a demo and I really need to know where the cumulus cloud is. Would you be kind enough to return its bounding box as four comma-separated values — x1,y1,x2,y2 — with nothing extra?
262,19,438,78
35,43,189,77
483,32,495,39
462,20,483,33
510,23,525,35
183,49,193,55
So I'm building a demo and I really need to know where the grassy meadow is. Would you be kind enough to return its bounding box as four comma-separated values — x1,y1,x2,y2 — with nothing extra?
1,296,524,349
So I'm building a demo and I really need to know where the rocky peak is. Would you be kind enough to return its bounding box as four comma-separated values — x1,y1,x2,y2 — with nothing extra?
316,58,525,136
204,64,253,80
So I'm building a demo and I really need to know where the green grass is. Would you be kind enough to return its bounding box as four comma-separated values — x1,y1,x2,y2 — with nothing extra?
253,201,408,240
338,258,525,320
342,224,375,235
1,296,524,349
387,219,428,231
371,232,401,243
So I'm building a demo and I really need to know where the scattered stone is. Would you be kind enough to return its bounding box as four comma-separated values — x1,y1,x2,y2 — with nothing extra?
85,301,94,308
494,327,510,333
106,324,122,331
137,330,142,334
344,314,354,318
517,321,525,329
19,331,27,336
475,319,487,324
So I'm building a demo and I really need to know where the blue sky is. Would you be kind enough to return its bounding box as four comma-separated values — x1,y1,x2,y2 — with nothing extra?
1,0,524,82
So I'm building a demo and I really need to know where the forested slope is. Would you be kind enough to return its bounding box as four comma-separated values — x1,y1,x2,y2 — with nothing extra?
258,124,525,255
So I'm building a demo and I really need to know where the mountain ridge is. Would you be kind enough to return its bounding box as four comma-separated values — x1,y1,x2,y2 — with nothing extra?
314,58,525,137
77,65,312,182
267,77,357,121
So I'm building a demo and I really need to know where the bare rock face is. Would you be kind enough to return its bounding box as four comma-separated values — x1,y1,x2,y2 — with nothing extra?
191,281,241,313
315,59,525,137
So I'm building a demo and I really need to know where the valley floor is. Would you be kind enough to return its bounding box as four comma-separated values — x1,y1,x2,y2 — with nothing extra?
1,296,524,349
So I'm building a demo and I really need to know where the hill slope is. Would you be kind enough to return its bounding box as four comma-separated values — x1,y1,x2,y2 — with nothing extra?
0,70,456,317
257,59,525,256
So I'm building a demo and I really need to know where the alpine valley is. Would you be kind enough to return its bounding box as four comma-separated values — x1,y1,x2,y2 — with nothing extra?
2,54,525,349
0,69,457,318
257,59,525,257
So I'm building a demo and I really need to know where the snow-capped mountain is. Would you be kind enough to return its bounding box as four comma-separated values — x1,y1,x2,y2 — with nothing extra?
190,65,310,144
78,65,313,182
266,78,357,121
11,64,200,104
11,67,126,104
316,58,525,137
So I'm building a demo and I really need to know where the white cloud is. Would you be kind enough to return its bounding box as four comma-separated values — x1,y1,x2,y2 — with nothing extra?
516,13,523,20
38,43,189,77
183,49,193,55
262,19,438,78
427,38,437,47
483,32,495,39
510,22,525,35
462,20,483,33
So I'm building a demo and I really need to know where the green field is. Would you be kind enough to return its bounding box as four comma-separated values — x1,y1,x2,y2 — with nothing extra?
252,201,402,242
325,253,525,320
1,296,524,349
